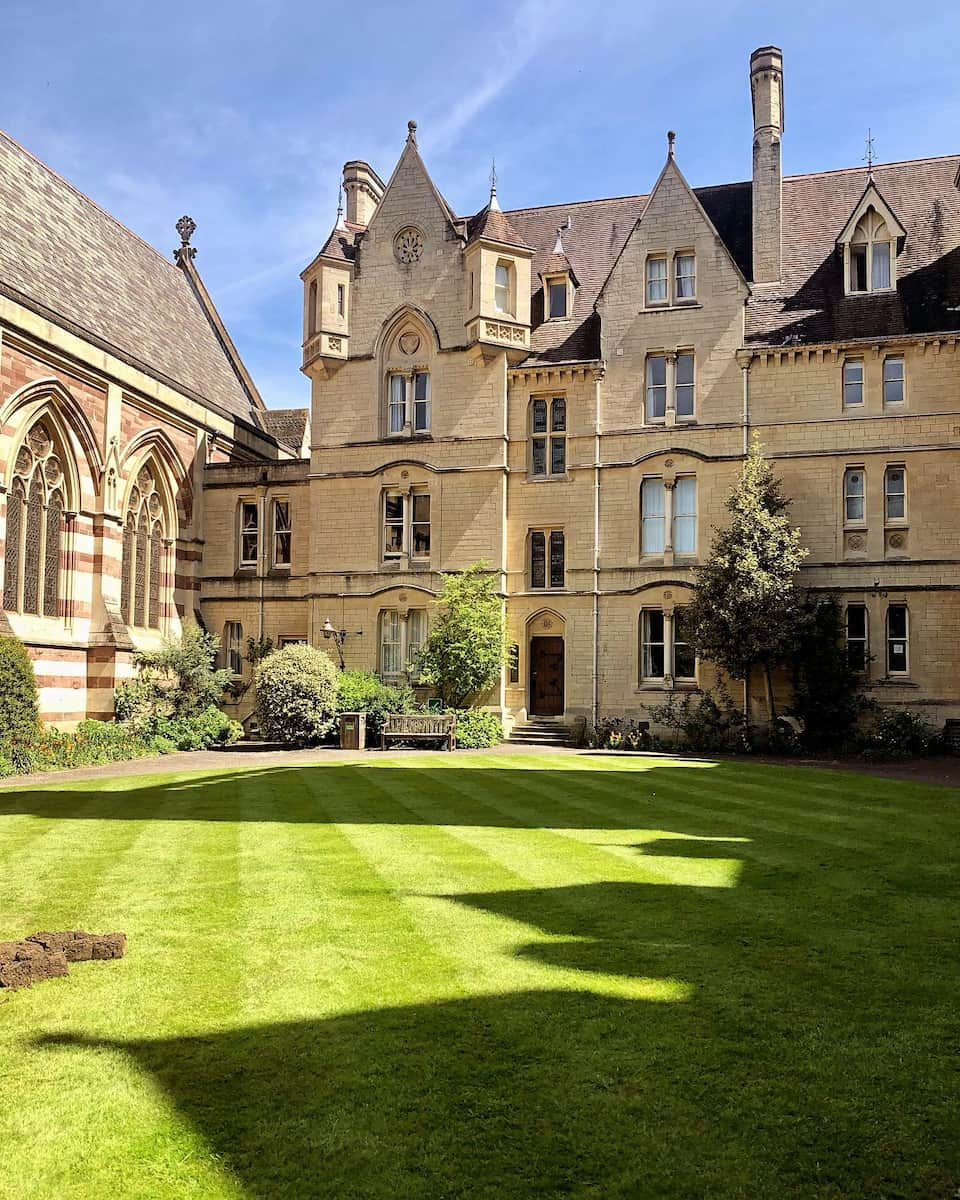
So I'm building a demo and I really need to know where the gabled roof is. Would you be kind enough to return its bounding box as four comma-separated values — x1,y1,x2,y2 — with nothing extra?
261,407,309,455
0,128,264,423
836,177,908,245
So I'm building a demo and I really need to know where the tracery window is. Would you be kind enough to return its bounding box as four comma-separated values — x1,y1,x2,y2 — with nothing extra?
3,421,65,618
120,465,167,630
847,209,893,294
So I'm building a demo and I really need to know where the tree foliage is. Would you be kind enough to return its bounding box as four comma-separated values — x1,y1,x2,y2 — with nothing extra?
416,563,505,708
116,622,232,721
790,594,865,751
686,436,808,719
0,635,40,748
255,643,338,746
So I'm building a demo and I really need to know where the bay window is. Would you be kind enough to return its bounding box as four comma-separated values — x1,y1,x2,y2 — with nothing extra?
495,261,513,314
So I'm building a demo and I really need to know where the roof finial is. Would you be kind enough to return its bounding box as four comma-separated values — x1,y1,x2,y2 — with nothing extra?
667,130,676,159
335,184,347,231
175,214,196,259
488,158,501,211
554,226,564,254
863,127,876,179
407,119,418,145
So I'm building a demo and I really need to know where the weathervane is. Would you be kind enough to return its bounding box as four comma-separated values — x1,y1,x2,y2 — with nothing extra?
488,158,500,211
863,128,877,178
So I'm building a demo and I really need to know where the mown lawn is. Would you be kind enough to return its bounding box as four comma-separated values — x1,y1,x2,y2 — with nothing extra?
0,753,957,1199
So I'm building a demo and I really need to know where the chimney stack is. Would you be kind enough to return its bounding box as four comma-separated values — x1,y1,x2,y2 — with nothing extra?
342,160,385,227
750,46,784,284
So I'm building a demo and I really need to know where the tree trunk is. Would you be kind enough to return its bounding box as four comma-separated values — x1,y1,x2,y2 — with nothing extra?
764,663,777,722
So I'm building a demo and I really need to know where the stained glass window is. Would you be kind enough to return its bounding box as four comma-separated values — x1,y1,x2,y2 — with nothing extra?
43,491,62,618
23,477,43,615
3,483,24,612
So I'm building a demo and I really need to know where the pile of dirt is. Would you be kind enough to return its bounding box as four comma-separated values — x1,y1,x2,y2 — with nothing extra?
0,931,126,991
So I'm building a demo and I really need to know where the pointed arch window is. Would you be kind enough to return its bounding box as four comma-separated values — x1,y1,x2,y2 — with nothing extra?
2,421,66,618
120,465,168,630
847,209,893,294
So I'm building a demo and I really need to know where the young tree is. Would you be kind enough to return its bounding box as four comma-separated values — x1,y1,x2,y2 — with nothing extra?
686,435,808,721
416,562,505,708
118,622,233,720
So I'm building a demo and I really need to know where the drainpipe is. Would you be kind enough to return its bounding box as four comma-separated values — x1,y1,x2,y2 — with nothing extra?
592,366,603,731
740,356,751,720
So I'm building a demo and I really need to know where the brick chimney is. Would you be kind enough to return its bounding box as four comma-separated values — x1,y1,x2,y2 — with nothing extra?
750,46,784,284
342,161,385,227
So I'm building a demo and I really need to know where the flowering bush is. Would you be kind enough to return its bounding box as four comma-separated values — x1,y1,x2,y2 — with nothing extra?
592,717,651,752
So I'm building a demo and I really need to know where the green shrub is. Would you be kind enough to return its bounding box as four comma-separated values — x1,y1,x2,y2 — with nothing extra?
860,709,941,760
451,709,503,749
115,622,232,723
256,644,338,746
0,635,40,749
646,688,747,754
336,670,416,745
0,753,14,778
141,705,242,751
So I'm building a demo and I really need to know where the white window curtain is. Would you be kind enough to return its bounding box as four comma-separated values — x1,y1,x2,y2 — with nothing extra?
495,263,511,313
388,375,406,434
675,254,696,299
673,477,697,553
646,258,667,304
871,241,891,290
381,610,402,676
641,479,665,554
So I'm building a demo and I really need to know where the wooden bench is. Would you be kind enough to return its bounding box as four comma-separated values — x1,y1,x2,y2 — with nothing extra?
381,713,457,751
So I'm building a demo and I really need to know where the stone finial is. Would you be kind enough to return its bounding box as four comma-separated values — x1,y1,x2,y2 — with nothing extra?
175,214,197,260
864,127,877,179
667,130,676,159
488,158,501,211
407,119,418,144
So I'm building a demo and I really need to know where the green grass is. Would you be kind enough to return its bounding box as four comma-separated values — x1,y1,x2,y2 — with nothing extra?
0,753,958,1199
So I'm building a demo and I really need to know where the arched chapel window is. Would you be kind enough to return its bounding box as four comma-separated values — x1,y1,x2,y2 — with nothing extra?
3,421,65,618
120,465,167,630
849,209,892,293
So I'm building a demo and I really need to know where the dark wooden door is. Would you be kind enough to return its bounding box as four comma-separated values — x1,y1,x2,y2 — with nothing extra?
530,636,564,716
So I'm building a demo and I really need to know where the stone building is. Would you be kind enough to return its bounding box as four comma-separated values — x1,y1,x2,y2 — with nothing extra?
4,44,960,733
0,130,297,721
204,44,960,733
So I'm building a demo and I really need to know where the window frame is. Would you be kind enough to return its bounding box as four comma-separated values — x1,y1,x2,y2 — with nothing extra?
845,209,895,296
494,259,514,316
640,608,666,681
224,621,244,677
674,252,696,302
845,603,868,674
529,528,565,590
386,370,430,437
239,499,259,569
336,282,346,318
379,607,428,680
675,350,696,419
382,490,431,563
645,354,667,423
672,606,697,681
546,275,569,319
272,497,292,569
645,255,669,307
842,359,864,408
884,465,907,523
885,603,909,676
843,467,866,526
882,356,905,406
529,396,567,479
673,476,698,556
641,477,666,555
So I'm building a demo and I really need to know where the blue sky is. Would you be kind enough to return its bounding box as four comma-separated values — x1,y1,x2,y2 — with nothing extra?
5,1,958,410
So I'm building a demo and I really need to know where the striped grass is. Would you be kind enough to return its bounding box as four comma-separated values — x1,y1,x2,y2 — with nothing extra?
0,753,957,1199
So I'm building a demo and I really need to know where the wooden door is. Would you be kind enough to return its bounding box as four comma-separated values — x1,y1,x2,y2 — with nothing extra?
530,636,564,716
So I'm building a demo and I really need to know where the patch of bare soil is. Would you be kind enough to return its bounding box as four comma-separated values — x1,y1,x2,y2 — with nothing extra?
0,931,125,990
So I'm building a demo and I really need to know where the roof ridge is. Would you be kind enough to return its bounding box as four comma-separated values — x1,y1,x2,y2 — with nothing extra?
783,153,960,182
0,126,180,272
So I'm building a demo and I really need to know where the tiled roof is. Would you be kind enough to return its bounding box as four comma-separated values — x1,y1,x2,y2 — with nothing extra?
465,204,533,251
495,154,960,361
747,156,960,344
318,220,365,264
261,407,308,454
0,129,262,422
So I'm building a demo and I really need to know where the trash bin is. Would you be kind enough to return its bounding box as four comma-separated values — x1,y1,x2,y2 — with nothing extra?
339,712,366,750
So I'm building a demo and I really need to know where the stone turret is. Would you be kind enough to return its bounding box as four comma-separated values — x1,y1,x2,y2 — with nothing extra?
750,45,784,284
342,160,385,227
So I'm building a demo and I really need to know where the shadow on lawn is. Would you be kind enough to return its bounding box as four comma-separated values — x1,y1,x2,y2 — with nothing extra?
37,835,960,1199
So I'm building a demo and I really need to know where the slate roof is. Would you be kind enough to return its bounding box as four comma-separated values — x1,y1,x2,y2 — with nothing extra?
261,407,308,454
499,154,960,362
0,129,263,423
465,204,533,251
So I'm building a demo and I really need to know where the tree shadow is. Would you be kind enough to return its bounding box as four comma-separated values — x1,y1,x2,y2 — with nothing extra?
36,829,960,1199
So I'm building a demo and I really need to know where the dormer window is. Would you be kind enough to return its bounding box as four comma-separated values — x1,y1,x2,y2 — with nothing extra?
548,278,568,318
838,188,905,297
